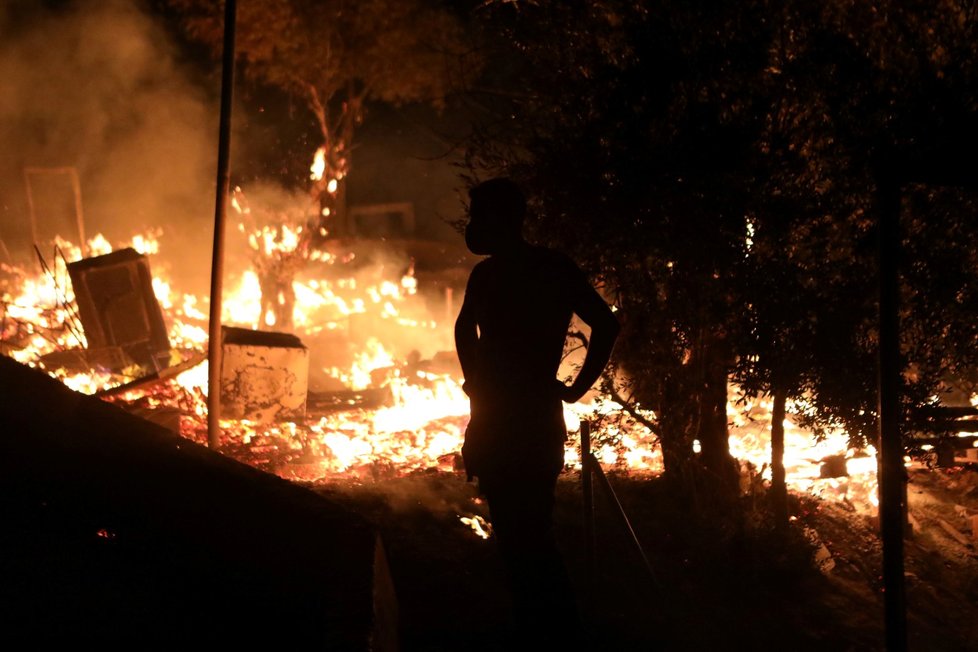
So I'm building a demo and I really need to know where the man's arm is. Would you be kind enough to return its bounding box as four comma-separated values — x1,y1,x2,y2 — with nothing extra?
561,284,620,403
454,272,481,393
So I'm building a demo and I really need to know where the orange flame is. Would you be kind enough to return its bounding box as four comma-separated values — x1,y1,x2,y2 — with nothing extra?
310,146,327,182
1,229,887,514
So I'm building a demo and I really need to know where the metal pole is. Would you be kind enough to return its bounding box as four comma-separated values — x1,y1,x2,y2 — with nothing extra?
877,171,907,652
581,420,595,608
23,167,88,255
68,168,87,258
207,0,237,450
23,169,38,247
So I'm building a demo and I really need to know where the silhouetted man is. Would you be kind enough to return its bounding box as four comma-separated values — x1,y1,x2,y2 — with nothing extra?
455,178,619,644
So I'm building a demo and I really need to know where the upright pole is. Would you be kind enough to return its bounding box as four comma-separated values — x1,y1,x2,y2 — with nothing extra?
207,0,237,450
581,420,595,609
68,168,87,257
771,386,788,531
23,167,87,256
877,171,907,652
23,170,38,246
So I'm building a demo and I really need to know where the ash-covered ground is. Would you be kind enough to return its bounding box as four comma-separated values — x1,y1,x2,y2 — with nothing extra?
314,466,978,652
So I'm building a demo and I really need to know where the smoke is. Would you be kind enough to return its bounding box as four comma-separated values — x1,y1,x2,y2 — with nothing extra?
323,473,486,519
347,102,469,242
0,0,467,371
0,0,221,292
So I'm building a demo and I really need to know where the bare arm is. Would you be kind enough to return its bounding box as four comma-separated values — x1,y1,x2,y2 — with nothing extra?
455,270,482,394
561,285,620,403
455,300,479,390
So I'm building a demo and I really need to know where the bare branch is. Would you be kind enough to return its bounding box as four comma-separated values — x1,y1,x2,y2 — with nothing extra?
603,377,661,438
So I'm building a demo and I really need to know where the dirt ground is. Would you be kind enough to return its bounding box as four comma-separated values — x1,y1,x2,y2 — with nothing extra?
313,464,978,652
7,358,976,649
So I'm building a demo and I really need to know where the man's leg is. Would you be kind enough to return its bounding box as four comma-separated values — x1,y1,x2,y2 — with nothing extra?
483,464,578,642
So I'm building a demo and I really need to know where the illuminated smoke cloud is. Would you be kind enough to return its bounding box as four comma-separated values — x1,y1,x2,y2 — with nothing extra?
0,0,222,292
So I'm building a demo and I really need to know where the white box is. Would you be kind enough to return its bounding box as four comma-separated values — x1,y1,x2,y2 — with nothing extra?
220,327,308,423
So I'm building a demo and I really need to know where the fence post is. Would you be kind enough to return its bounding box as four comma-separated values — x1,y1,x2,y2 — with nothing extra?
581,420,595,609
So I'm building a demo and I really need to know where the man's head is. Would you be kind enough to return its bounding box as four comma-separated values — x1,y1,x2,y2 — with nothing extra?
465,177,526,255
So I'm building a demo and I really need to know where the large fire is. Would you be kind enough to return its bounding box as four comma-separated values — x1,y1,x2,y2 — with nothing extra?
0,228,882,511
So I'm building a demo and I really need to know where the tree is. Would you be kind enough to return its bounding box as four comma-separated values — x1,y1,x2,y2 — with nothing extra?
168,0,478,233
736,0,978,452
465,0,978,513
465,0,770,502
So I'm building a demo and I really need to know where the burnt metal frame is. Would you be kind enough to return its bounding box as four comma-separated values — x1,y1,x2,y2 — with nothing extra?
23,166,87,257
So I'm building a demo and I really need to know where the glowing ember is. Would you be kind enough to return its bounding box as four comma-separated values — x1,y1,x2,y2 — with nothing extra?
459,514,492,539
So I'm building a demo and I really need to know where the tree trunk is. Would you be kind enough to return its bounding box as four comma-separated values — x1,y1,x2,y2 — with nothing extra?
770,385,788,530
617,329,695,486
696,332,739,498
335,152,349,234
258,270,295,332
659,412,693,486
652,371,695,489
307,84,360,240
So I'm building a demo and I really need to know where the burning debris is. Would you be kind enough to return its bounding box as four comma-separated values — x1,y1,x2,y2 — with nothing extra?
67,247,170,368
459,514,493,540
0,228,894,513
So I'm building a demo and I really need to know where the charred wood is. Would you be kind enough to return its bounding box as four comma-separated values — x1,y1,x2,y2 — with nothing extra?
306,387,394,413
94,350,206,398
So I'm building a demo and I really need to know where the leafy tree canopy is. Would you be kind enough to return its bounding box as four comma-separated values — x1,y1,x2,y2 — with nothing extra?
466,0,978,484
169,0,479,206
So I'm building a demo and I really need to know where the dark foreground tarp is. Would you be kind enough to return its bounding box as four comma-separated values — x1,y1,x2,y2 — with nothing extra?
0,356,397,650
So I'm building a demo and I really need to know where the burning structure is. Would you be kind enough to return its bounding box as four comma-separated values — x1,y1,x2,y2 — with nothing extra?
6,4,978,648
0,219,885,513
67,247,171,368
0,0,916,522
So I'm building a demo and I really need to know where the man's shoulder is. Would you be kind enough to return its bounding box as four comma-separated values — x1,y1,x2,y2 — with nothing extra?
465,257,496,294
526,245,588,284
471,246,585,285
469,257,493,279
527,244,579,269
